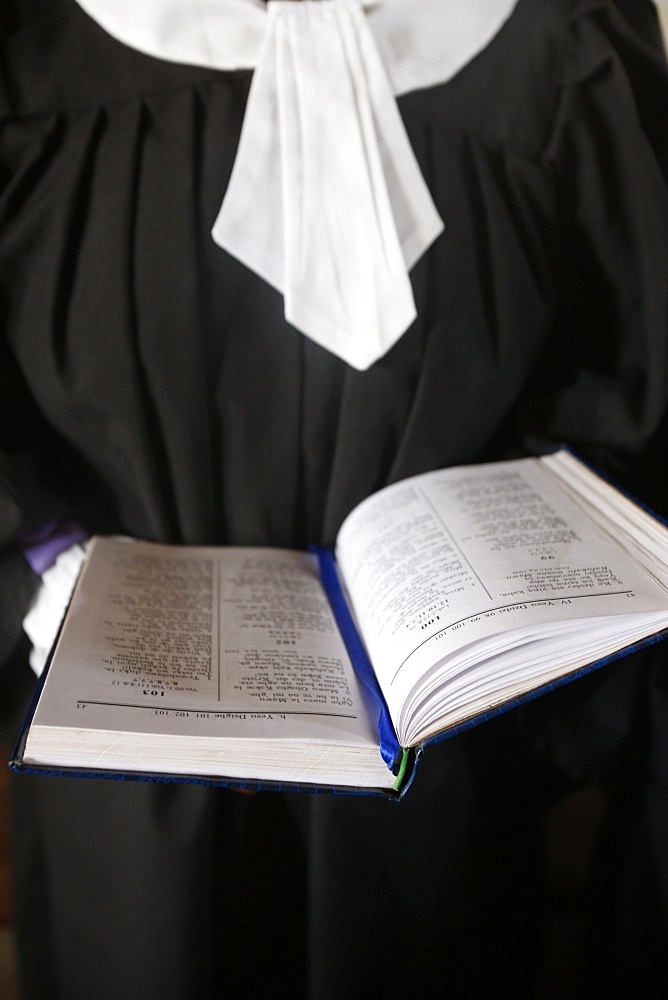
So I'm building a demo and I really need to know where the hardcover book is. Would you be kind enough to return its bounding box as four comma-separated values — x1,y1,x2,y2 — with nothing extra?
11,450,668,797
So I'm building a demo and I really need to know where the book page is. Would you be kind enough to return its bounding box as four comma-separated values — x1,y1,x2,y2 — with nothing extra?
541,450,668,589
30,538,381,755
335,455,668,742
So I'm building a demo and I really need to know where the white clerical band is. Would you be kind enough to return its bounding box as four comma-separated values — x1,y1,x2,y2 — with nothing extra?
74,0,524,368
212,1,444,370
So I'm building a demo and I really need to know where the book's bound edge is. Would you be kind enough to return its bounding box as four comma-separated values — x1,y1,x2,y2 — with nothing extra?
311,546,403,772
418,628,668,751
7,754,408,799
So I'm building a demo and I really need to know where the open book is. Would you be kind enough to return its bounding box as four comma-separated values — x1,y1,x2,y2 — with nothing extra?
11,450,668,797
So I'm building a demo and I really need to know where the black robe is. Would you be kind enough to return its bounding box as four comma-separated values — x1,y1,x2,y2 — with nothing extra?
1,1,668,997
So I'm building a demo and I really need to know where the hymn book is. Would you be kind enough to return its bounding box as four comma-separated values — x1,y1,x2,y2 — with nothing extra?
11,450,668,797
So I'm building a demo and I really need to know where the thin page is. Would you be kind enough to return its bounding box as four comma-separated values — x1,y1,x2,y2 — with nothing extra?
335,454,668,743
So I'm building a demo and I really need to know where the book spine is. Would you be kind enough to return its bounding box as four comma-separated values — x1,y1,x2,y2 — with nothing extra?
311,546,403,772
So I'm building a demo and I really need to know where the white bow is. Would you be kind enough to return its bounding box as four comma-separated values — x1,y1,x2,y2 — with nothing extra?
212,1,443,369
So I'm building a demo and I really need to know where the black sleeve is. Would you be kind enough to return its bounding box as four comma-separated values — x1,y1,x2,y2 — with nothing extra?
512,0,668,481
613,0,667,54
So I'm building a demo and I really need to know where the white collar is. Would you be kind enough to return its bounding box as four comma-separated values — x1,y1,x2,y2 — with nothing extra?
73,0,520,369
73,0,519,96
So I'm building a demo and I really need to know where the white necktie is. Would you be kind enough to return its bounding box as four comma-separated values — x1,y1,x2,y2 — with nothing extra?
212,0,444,369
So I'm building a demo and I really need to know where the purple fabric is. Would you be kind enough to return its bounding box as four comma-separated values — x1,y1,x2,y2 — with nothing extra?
21,520,90,575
